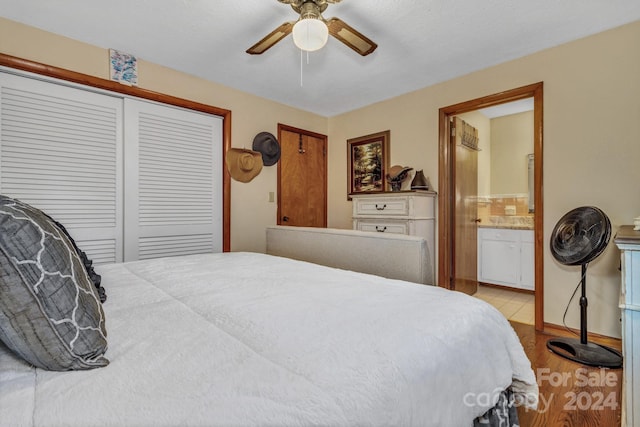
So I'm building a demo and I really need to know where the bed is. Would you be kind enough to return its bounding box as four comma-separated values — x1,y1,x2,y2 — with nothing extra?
0,196,537,426
0,250,538,426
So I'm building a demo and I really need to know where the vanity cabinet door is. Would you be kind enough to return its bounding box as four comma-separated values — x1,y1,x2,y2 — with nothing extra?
479,237,520,286
478,228,534,290
520,231,535,290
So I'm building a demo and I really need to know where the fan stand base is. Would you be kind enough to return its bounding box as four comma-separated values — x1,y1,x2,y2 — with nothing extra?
546,337,622,368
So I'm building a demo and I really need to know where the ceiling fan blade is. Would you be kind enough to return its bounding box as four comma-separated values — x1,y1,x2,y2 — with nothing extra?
326,17,377,56
246,22,293,55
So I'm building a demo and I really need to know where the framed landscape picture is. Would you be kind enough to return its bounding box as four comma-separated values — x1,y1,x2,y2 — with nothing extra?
347,130,390,197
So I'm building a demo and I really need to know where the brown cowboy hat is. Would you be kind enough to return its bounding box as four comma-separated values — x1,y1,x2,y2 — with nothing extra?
387,165,413,180
226,148,263,183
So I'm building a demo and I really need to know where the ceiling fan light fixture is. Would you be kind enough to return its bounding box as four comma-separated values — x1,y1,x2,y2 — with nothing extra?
292,18,328,52
246,0,376,56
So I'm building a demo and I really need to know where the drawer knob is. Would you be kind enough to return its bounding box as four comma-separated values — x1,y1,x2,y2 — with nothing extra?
376,226,387,232
375,204,387,211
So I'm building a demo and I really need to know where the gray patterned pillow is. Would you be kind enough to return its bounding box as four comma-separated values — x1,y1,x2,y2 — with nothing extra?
0,195,109,370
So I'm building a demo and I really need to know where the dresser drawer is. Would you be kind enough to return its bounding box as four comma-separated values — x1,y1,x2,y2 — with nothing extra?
353,196,410,217
354,219,409,235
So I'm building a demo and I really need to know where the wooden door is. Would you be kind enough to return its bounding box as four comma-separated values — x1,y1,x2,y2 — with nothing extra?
452,117,478,295
277,125,327,227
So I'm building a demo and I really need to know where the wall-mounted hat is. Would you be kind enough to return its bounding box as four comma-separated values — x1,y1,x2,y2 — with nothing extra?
252,132,281,166
226,148,263,183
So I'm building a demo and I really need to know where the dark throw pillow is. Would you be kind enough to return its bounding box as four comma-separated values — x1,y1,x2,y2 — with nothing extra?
44,214,107,303
0,195,109,370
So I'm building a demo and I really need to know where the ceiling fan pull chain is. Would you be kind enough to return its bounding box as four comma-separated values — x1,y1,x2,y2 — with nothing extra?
300,49,303,87
298,49,313,87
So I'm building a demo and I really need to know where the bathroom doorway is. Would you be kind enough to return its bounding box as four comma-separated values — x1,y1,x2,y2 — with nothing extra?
438,83,544,330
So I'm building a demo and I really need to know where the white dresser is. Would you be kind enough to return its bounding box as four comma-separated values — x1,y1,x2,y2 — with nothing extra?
614,226,640,427
351,191,436,285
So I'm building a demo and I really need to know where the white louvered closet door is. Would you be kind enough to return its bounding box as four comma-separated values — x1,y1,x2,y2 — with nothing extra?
123,99,223,261
0,73,123,264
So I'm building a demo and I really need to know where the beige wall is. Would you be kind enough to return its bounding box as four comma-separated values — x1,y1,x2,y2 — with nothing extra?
0,17,328,253
2,17,639,337
490,111,534,195
329,21,640,338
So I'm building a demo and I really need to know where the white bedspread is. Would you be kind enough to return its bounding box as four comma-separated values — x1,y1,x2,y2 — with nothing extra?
0,252,537,426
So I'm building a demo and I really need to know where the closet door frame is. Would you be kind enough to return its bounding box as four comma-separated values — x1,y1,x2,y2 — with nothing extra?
0,53,232,252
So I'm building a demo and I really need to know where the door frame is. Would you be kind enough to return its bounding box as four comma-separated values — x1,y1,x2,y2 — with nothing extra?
438,82,544,330
277,123,328,227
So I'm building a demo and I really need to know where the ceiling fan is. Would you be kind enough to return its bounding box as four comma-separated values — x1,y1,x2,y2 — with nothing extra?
246,0,377,56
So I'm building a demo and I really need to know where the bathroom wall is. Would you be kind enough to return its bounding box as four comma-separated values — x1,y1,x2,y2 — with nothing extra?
490,111,534,195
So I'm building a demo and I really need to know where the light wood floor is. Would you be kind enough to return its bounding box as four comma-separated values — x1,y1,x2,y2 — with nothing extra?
474,284,535,324
511,322,622,427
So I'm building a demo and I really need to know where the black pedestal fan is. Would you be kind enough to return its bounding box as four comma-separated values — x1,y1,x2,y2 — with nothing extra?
546,206,623,368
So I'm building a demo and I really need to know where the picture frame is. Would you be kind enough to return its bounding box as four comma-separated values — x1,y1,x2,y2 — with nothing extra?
347,130,390,197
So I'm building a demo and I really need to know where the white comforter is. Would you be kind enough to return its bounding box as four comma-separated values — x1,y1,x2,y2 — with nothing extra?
0,252,537,426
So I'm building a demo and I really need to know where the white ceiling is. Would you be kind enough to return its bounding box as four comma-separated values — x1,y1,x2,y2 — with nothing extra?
2,1,639,117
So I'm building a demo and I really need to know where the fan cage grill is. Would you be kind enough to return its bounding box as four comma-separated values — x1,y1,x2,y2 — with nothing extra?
550,206,611,266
